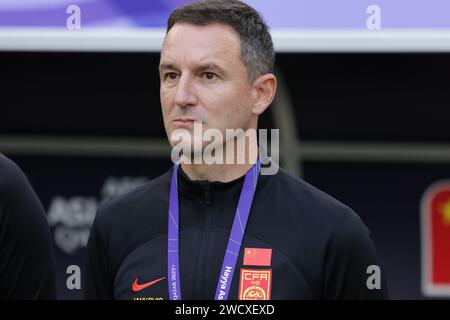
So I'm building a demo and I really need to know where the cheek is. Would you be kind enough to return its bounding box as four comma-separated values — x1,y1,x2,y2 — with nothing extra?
229,97,253,129
224,90,251,117
160,91,174,133
212,87,244,115
160,90,173,116
200,83,252,129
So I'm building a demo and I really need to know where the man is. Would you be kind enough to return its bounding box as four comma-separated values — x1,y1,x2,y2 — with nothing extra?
85,0,387,300
0,153,56,299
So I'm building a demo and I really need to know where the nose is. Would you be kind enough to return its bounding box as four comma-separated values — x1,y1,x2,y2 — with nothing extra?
174,74,198,108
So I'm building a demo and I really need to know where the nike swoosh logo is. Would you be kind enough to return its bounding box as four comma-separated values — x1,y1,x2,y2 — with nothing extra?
132,276,166,292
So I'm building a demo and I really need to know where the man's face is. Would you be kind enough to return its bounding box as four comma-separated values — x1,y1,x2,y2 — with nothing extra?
159,23,256,152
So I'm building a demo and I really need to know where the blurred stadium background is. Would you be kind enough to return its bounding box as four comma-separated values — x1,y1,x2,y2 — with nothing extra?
1,0,450,299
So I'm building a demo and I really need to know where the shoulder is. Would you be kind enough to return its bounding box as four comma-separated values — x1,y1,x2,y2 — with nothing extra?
87,168,172,271
92,168,172,231
0,153,26,195
268,168,384,294
0,154,38,207
266,167,369,240
0,153,17,171
273,167,359,218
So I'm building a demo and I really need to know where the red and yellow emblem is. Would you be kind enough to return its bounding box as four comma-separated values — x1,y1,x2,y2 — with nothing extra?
238,268,272,300
421,182,450,296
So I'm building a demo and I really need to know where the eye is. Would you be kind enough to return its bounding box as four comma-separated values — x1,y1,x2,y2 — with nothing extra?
164,72,179,80
203,72,216,80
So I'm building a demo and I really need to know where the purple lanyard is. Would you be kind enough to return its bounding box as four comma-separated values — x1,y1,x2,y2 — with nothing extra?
168,160,261,300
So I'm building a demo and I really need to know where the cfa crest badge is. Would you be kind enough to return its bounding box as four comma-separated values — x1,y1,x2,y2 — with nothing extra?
238,268,272,300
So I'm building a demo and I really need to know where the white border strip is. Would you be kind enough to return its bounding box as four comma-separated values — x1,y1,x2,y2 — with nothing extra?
272,29,450,52
0,28,166,52
0,28,450,52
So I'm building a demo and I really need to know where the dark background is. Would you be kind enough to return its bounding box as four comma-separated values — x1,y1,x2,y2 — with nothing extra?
1,52,450,299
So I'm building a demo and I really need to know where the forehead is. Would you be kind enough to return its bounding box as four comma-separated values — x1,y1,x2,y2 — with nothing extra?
161,23,243,68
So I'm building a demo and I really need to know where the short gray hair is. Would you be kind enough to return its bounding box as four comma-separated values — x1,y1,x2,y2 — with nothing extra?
167,0,275,82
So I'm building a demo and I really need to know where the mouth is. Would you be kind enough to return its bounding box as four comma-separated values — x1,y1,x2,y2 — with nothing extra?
172,118,198,129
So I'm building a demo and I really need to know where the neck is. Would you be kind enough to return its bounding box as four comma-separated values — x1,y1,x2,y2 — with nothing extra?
180,136,258,183
181,161,253,183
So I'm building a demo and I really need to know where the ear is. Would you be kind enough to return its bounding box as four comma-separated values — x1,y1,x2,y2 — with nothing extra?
251,73,277,115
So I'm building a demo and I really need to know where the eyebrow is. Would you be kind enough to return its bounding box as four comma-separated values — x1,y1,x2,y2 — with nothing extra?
196,63,226,75
159,62,226,76
159,63,178,72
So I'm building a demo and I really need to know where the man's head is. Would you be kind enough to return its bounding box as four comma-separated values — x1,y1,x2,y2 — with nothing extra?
167,0,275,82
160,0,277,156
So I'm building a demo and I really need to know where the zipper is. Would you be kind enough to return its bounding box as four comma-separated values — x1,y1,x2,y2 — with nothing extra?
194,182,213,298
